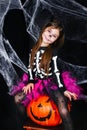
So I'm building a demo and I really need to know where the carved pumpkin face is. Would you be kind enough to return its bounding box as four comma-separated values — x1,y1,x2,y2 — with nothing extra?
27,95,62,126
27,95,71,126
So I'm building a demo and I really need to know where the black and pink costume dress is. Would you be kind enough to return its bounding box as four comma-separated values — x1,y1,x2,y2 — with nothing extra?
11,46,83,106
11,46,84,130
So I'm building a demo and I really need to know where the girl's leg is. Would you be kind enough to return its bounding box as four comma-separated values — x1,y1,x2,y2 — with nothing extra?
14,91,26,104
50,90,73,130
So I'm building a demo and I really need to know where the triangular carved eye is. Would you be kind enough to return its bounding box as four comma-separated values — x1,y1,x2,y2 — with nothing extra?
38,103,42,107
46,98,51,102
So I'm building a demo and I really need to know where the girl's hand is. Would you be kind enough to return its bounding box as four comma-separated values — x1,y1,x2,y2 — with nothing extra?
22,83,34,94
64,90,78,101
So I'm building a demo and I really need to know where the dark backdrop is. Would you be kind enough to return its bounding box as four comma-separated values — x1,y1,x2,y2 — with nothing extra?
0,0,87,130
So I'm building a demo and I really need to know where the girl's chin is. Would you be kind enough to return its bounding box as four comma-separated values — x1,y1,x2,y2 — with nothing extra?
43,40,51,44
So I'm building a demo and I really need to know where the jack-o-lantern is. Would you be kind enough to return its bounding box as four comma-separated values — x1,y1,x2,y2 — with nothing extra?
27,95,71,126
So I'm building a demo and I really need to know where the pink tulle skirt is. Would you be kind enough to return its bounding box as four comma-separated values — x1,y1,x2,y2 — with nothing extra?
62,71,83,96
11,71,83,106
11,74,58,106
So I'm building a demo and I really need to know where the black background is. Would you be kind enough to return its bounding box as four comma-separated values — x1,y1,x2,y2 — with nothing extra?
0,0,87,130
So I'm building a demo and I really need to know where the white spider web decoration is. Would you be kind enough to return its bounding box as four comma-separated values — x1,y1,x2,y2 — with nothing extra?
0,0,87,93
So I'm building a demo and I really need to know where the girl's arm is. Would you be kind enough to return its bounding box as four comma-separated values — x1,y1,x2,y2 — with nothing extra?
27,52,35,83
23,51,35,94
52,51,66,93
52,51,77,100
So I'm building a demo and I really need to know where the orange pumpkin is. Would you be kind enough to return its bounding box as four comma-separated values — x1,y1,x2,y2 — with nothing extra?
27,95,71,126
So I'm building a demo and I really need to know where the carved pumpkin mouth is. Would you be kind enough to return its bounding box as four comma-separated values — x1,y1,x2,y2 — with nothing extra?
30,107,52,121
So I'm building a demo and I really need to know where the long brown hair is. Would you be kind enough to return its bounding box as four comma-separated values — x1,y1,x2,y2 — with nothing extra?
30,20,65,74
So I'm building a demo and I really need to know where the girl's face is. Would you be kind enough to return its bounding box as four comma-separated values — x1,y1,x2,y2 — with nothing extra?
41,26,60,46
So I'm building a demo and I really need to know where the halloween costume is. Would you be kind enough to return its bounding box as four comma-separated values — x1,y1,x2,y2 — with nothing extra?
11,46,83,104
12,46,82,130
11,47,67,105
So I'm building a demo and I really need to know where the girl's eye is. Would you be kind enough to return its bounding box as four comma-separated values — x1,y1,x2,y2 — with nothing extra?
53,35,57,38
48,30,51,33
48,32,57,38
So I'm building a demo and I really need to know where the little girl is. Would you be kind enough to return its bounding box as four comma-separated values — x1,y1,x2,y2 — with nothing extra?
11,19,79,130
21,20,77,130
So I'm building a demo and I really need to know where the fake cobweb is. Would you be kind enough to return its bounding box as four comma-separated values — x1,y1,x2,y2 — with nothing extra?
0,0,87,93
